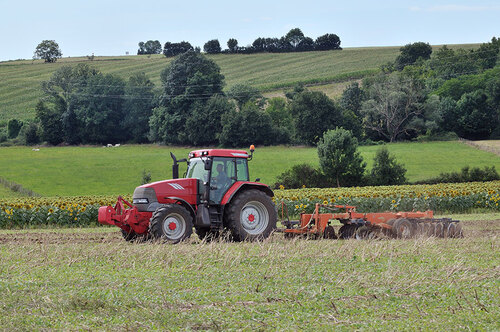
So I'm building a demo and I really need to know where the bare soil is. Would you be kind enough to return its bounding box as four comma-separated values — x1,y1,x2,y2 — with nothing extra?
0,219,497,245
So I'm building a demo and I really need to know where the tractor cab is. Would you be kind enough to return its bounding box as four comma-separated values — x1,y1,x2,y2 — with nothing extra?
185,149,251,204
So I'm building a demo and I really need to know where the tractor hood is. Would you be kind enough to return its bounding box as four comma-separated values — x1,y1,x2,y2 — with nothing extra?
133,178,199,212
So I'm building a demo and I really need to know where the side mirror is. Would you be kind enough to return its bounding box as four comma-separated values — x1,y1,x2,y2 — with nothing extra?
204,159,212,171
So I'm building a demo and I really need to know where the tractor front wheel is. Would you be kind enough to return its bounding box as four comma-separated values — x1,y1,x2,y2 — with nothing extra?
149,204,193,243
226,189,277,241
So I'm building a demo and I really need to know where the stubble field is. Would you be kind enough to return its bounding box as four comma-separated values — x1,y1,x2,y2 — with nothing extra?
0,217,498,330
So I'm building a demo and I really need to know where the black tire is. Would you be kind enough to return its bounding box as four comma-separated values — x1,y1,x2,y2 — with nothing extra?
195,227,219,242
225,189,277,241
339,224,357,239
393,218,415,239
120,228,138,242
323,225,337,239
149,204,193,243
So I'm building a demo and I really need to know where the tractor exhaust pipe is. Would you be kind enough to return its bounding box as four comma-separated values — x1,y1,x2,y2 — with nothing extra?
170,152,179,179
170,152,187,179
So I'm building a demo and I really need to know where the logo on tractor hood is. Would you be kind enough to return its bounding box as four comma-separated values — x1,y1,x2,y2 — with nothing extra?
169,183,185,190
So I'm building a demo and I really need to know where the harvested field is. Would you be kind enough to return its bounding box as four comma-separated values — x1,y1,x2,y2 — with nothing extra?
0,219,497,245
0,218,498,330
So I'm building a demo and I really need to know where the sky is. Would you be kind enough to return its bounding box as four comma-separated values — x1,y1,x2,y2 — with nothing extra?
0,0,499,61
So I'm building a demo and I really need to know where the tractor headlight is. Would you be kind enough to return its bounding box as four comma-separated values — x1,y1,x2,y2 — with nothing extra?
133,198,149,204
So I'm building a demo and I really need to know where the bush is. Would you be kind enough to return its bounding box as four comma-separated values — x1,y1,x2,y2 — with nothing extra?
415,166,499,184
7,119,23,139
274,164,324,189
369,147,407,185
19,121,41,145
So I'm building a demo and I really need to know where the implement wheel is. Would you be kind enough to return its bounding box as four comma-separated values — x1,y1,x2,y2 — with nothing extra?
324,226,337,239
226,189,277,241
149,204,193,243
339,224,357,239
393,218,415,239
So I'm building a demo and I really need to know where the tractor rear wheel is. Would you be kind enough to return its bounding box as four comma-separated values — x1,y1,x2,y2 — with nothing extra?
149,204,193,243
225,189,277,241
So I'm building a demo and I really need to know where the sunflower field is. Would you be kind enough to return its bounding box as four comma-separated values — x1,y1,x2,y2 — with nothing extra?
1,181,500,228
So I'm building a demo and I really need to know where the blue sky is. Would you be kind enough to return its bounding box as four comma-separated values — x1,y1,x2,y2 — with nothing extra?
0,0,499,61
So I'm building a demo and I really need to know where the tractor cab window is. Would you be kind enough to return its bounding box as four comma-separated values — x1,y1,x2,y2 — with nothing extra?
186,158,209,182
210,157,237,204
236,159,249,181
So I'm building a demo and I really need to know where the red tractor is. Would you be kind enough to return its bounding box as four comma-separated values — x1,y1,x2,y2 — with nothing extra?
98,146,277,243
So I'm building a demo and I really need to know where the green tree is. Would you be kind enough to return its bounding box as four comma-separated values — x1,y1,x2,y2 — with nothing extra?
219,102,276,147
361,72,428,142
289,90,343,145
204,39,221,54
33,40,62,63
454,90,498,139
369,147,407,185
150,51,224,145
35,101,63,145
226,84,262,109
74,74,126,144
40,63,100,144
163,41,193,57
317,128,366,187
227,38,238,53
395,42,432,70
285,28,305,49
185,95,235,145
123,73,155,143
265,97,293,144
138,40,162,55
314,33,341,50
7,119,23,139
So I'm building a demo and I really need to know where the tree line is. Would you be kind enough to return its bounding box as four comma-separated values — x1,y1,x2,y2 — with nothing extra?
137,28,341,57
2,37,498,147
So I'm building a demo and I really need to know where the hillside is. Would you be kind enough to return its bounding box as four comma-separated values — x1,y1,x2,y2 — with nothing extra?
0,44,478,123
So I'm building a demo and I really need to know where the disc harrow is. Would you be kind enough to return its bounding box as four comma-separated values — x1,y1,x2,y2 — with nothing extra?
279,203,463,240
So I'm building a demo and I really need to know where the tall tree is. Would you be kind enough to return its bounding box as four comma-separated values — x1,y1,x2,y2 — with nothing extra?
33,40,62,63
285,28,305,49
289,90,342,145
227,38,238,53
123,73,155,143
317,128,366,187
163,41,193,57
204,39,221,54
395,42,432,70
361,73,428,142
150,51,225,145
314,34,341,50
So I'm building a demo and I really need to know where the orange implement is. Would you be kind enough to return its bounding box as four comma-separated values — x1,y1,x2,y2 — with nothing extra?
281,203,461,239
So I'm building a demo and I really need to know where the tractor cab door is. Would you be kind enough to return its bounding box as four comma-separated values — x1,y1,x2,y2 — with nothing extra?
209,157,249,204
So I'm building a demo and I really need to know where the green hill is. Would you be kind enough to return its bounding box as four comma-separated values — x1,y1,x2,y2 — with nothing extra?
0,44,478,123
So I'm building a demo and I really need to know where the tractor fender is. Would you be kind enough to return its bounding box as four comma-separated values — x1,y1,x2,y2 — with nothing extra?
221,182,274,206
163,197,197,219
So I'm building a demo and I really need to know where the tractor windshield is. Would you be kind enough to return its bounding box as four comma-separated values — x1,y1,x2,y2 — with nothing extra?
186,158,209,181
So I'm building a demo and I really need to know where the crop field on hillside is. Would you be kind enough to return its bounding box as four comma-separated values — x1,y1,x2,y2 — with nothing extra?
0,44,478,122
0,141,499,198
0,218,498,330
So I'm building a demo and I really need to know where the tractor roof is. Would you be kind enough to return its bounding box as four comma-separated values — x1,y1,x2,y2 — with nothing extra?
189,149,249,159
